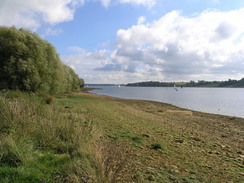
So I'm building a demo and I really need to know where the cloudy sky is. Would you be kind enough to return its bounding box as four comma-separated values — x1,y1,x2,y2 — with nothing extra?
1,0,244,84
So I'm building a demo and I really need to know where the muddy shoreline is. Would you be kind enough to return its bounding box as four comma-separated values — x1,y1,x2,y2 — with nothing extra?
74,92,244,182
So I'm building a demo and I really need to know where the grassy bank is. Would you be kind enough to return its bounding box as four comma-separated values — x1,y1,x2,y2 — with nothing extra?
0,91,243,182
0,91,106,183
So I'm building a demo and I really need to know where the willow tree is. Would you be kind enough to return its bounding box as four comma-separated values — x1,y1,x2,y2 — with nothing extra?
0,26,82,94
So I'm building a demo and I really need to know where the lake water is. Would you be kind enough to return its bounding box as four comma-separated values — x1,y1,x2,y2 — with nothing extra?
89,85,244,118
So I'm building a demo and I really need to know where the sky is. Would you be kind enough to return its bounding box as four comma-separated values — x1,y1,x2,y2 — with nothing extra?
0,0,244,84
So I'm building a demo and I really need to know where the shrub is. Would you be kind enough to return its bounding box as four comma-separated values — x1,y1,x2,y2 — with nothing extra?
43,94,55,105
151,143,163,150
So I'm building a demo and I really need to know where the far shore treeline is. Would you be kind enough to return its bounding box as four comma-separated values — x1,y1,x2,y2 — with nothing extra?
0,26,84,94
127,78,244,88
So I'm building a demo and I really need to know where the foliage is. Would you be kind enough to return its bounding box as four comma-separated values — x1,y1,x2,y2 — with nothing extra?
219,78,244,87
127,78,244,88
0,26,82,94
80,78,85,88
127,81,175,87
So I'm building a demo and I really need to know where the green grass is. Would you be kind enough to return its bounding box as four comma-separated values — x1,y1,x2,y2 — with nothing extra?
0,152,70,183
106,129,143,145
1,91,243,183
0,91,105,183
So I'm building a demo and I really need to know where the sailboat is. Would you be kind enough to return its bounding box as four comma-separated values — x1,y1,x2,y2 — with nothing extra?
174,84,178,91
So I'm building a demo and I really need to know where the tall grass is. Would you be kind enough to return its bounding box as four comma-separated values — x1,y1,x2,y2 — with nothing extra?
0,91,105,183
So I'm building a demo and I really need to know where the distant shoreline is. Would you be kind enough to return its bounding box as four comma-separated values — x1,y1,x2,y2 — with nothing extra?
86,82,244,88
126,85,244,88
126,78,244,88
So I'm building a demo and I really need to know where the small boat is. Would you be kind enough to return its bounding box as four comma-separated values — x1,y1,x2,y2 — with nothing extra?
174,85,178,91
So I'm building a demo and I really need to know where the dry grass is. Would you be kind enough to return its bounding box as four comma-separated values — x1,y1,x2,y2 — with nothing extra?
1,91,243,182
165,109,193,115
0,91,106,183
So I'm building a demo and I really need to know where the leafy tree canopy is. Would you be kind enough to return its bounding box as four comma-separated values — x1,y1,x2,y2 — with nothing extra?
0,26,83,94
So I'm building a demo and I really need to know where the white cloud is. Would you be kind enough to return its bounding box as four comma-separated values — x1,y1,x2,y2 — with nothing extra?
61,47,165,84
0,0,84,29
0,0,156,30
64,8,244,83
137,16,146,24
61,49,113,83
99,0,156,8
106,8,244,81
100,0,111,7
118,0,156,7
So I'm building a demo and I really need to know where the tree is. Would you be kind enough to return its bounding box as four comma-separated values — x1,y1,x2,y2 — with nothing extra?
0,26,82,93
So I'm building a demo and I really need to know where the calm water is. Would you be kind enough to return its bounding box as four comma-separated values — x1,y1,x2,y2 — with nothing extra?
89,85,244,118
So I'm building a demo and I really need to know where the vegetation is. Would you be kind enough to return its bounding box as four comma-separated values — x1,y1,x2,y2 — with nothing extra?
151,143,164,150
0,26,82,94
127,81,175,87
0,91,106,183
127,78,244,88
0,90,243,182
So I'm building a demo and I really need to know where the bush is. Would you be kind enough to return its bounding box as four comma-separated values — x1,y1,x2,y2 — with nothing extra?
42,94,55,105
0,26,82,94
151,143,163,150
